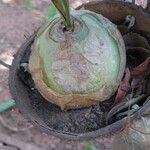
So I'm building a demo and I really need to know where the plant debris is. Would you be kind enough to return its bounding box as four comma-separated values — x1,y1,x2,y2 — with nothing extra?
115,68,131,104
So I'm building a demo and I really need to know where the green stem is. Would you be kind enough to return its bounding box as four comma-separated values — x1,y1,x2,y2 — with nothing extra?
62,0,72,28
0,99,16,113
51,0,72,29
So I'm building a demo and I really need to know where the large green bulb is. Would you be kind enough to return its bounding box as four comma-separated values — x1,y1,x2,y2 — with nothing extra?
29,10,126,110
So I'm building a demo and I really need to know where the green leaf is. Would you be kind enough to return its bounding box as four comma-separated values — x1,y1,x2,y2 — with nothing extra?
51,0,72,28
47,3,58,20
62,0,72,28
23,0,32,11
83,141,97,150
0,99,15,113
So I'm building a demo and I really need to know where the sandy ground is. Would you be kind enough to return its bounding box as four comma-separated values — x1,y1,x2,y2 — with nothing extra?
0,0,148,150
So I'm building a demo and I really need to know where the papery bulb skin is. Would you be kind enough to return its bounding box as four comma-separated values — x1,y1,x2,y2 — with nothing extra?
29,10,126,110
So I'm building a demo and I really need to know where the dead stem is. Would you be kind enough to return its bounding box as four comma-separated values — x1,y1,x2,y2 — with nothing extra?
106,94,145,124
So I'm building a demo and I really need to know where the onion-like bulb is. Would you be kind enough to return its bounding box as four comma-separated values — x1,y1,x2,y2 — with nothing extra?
29,10,126,110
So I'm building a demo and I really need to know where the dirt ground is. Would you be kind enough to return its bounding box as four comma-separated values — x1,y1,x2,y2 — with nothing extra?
0,0,148,150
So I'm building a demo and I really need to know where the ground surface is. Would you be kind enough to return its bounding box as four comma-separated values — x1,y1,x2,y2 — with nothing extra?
0,0,148,150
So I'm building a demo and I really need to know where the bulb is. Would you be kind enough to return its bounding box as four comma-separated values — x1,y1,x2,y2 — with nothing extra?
29,10,126,110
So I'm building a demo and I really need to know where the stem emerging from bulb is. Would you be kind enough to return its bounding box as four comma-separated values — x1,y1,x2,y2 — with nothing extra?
51,0,72,29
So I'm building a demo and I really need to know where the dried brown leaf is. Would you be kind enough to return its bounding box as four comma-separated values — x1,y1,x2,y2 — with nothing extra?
131,56,150,77
115,68,131,104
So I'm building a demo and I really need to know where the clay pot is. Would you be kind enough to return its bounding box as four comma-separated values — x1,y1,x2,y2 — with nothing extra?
9,1,150,139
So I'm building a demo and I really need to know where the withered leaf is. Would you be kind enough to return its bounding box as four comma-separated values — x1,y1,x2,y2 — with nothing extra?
131,56,150,77
115,68,131,104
